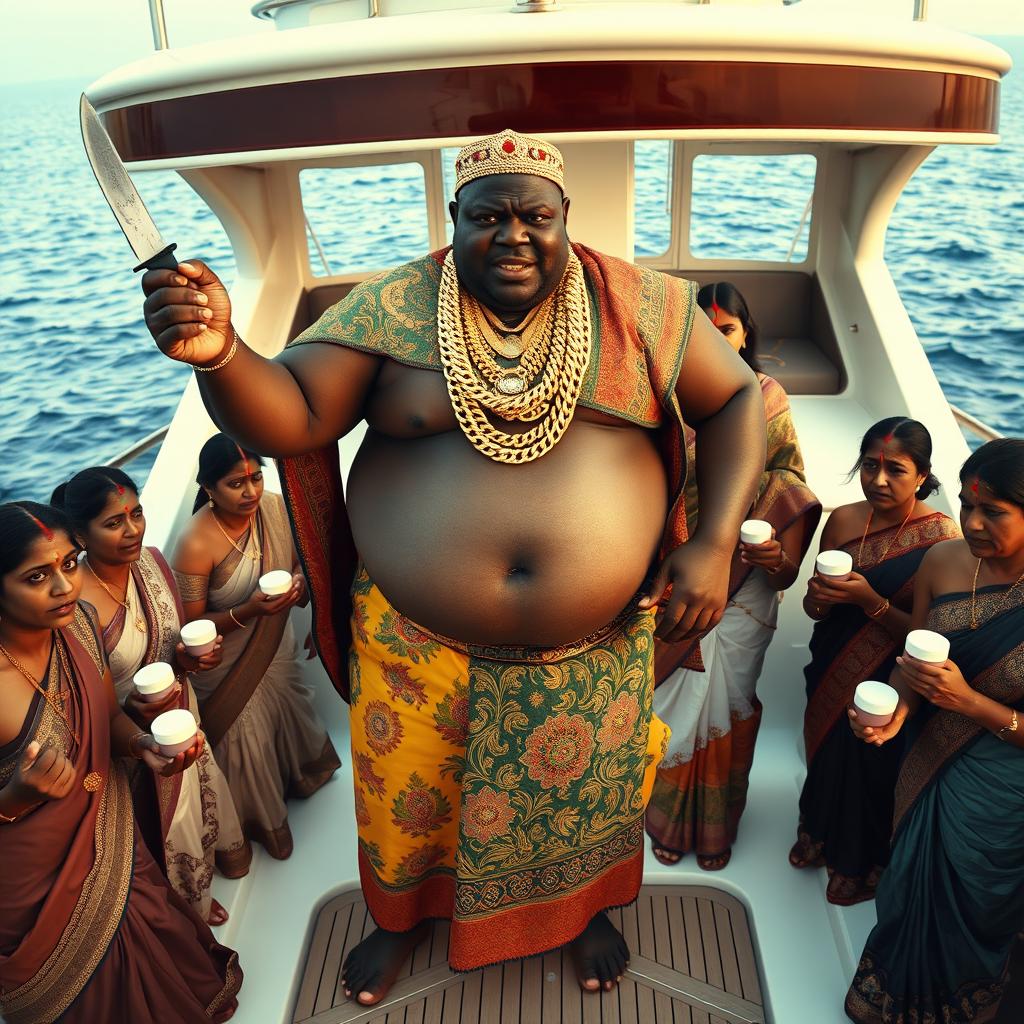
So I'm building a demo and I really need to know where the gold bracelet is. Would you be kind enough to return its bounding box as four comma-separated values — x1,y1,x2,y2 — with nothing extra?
229,606,248,629
192,329,238,373
997,708,1019,741
868,598,890,621
765,550,789,576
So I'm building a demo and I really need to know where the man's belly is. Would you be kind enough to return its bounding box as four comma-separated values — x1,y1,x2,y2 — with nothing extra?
346,420,669,647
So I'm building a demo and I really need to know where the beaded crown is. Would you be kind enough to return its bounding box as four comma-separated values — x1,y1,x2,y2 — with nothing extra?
454,129,565,194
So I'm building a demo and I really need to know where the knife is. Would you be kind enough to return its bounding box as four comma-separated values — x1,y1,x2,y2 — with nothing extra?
80,94,179,274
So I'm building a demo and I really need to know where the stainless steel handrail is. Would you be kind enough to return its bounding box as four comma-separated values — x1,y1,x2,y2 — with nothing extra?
252,0,379,21
950,404,1002,444
105,424,170,469
148,0,169,50
914,0,928,21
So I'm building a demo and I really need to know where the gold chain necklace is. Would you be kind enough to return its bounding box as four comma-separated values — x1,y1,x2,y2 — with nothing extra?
0,636,80,747
969,559,1024,630
856,505,916,570
464,295,555,397
474,298,548,359
210,508,261,563
86,560,146,634
436,249,592,464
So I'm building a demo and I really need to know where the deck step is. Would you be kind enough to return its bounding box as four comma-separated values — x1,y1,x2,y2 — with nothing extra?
293,885,766,1024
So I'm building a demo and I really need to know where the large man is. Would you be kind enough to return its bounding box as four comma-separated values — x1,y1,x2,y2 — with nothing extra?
142,130,766,1005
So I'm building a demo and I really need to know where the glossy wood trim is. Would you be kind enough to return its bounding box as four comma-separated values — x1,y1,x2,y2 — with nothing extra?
103,60,1000,161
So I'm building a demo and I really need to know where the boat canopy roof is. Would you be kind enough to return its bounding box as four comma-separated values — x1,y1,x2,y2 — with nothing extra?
88,3,1011,166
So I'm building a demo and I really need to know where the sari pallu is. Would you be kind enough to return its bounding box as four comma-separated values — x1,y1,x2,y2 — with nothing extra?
104,546,250,916
846,590,1024,1024
277,243,697,702
0,606,240,1024
796,512,959,889
647,374,820,857
350,569,670,971
181,492,340,859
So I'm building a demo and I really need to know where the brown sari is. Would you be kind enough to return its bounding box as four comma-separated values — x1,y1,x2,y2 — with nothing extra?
0,605,241,1024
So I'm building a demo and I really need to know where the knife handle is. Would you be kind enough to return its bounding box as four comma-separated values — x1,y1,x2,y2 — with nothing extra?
133,243,179,274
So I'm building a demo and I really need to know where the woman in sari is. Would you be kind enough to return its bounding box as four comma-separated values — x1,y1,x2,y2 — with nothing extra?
846,438,1024,1023
54,467,250,926
648,282,821,869
789,417,960,905
0,501,242,1023
172,434,340,860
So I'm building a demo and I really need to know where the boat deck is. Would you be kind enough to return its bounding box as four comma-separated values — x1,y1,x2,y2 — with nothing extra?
294,886,765,1024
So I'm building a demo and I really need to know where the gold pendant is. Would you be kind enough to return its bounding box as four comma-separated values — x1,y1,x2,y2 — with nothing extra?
83,771,103,792
486,332,527,359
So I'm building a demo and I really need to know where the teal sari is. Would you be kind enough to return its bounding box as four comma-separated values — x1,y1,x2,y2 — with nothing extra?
846,586,1024,1024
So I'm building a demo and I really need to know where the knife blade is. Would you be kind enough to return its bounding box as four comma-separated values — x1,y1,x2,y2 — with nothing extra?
80,94,179,273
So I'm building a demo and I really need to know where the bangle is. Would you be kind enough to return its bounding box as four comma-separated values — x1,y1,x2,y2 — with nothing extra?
997,708,1019,741
192,329,238,373
868,598,890,621
229,606,248,629
765,550,789,576
128,731,148,760
0,808,19,824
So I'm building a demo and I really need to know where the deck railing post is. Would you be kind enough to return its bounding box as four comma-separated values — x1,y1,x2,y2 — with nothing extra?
148,0,169,50
913,0,928,21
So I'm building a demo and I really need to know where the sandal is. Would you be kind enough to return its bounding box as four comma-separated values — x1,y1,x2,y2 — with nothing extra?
651,843,683,865
697,849,732,871
788,831,825,870
208,898,230,926
826,872,877,907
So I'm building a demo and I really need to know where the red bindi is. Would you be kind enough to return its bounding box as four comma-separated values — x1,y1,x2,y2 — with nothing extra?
971,480,979,495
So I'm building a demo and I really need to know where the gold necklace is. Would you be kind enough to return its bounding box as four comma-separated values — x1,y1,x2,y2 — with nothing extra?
210,508,261,563
856,505,916,570
969,559,1024,630
474,298,548,359
0,636,81,747
87,561,146,634
464,296,555,397
436,249,591,464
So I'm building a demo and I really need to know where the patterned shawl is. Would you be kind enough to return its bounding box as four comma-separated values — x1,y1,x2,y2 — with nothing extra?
654,372,821,682
279,243,698,701
893,587,1024,833
0,606,134,1024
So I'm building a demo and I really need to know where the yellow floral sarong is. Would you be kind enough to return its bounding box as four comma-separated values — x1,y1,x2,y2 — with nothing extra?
348,567,669,971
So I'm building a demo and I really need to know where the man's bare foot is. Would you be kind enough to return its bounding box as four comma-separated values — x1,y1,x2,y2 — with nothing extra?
570,912,630,992
651,842,683,865
341,924,427,1005
208,898,229,926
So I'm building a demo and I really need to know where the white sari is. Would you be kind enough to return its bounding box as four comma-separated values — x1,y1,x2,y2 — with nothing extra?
103,547,249,919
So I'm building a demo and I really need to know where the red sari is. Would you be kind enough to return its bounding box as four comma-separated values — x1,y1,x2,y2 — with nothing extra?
0,606,241,1024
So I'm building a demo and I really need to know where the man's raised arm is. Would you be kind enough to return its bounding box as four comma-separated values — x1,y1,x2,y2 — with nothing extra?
142,259,379,456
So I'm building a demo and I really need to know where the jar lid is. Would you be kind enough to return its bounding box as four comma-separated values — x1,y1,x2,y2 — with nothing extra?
854,681,899,716
904,629,950,664
134,662,175,694
740,519,772,543
151,708,197,746
180,618,216,645
816,550,853,575
259,570,292,589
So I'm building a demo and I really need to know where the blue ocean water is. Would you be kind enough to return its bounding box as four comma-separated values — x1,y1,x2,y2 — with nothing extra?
1,37,1021,503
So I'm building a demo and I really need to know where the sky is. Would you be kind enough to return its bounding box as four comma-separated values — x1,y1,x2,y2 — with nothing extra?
2,0,1022,86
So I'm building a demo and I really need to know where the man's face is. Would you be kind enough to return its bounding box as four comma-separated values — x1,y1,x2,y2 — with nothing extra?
450,174,571,318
